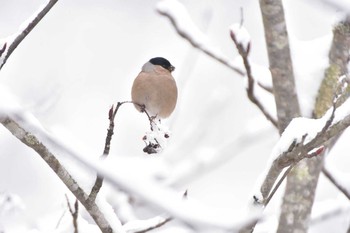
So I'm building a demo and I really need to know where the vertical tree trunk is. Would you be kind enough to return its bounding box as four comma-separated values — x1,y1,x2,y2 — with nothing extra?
259,0,300,134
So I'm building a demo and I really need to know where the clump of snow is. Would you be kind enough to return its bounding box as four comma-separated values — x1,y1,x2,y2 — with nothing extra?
143,121,172,154
229,23,251,51
272,117,326,157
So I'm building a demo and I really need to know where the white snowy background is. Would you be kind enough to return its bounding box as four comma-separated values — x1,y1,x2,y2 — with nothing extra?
0,0,350,232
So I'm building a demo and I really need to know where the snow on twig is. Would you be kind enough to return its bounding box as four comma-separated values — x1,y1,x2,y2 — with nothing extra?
230,23,278,127
0,0,59,70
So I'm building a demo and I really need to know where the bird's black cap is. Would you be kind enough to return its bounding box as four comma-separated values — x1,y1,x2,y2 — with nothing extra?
149,57,175,72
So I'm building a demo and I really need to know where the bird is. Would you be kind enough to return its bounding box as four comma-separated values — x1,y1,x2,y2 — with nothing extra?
131,57,178,119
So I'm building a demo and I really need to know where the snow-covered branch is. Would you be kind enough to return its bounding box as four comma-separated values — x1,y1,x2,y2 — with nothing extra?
0,0,59,70
255,89,350,204
156,0,244,75
0,116,122,233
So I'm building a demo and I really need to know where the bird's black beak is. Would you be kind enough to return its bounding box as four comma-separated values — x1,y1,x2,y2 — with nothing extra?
168,65,175,72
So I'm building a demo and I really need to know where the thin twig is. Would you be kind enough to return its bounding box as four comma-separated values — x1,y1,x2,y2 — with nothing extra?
322,166,350,200
230,28,278,127
66,195,79,233
261,144,324,206
263,165,293,206
88,101,132,202
134,218,173,233
0,0,59,70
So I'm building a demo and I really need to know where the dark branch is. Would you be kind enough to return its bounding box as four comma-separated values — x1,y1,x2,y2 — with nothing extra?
88,101,131,203
0,43,7,58
134,218,173,233
66,195,79,233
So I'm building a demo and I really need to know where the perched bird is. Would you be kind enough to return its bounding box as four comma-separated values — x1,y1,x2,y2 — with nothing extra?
131,57,178,118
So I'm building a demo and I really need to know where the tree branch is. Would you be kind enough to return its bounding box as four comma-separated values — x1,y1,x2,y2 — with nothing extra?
0,0,59,70
66,195,79,233
88,102,131,203
258,103,346,202
123,216,172,233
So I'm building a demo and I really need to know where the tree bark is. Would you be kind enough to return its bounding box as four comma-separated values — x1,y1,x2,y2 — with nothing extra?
277,16,350,233
259,0,300,134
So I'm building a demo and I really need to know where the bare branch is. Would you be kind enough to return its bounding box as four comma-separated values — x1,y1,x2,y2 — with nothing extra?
133,217,173,233
230,25,278,127
88,101,132,203
262,165,293,206
0,0,59,70
322,166,350,200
